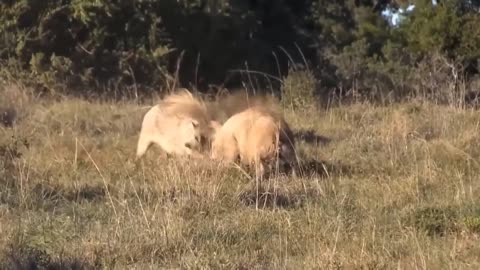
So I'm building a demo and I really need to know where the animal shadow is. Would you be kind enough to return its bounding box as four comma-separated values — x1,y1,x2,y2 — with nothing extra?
0,107,17,127
238,186,304,209
3,245,97,270
296,158,354,178
294,129,332,146
29,183,106,209
253,157,352,180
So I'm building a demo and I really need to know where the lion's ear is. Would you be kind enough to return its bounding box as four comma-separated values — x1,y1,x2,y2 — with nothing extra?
191,119,199,128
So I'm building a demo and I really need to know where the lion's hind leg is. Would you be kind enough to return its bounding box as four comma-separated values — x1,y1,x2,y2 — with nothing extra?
136,131,153,159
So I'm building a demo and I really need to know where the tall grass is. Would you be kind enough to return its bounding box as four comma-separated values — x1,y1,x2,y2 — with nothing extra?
1,81,480,269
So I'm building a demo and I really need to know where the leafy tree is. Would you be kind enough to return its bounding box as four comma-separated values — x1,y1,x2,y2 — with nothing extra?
309,0,480,103
0,0,174,96
0,0,479,103
400,0,480,71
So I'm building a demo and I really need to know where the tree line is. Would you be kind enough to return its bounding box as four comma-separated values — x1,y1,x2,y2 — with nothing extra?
1,0,479,104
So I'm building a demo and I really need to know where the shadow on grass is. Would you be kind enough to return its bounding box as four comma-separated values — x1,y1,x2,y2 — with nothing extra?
32,184,106,205
238,187,304,209
261,157,353,179
237,158,354,209
0,107,17,127
403,206,459,237
294,129,332,146
296,158,354,178
2,245,98,270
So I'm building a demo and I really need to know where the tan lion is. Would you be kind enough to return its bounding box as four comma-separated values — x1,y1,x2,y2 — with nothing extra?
210,106,298,177
136,89,217,159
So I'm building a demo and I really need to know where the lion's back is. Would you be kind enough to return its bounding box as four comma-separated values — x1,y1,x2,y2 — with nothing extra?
218,107,294,163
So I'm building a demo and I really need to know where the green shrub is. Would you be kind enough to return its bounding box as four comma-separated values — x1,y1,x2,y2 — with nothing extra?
463,216,480,233
281,69,317,110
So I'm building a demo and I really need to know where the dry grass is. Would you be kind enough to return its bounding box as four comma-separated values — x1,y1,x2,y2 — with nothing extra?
1,84,480,269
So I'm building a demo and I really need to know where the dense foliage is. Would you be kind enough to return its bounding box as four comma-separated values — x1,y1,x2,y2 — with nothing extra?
1,0,479,102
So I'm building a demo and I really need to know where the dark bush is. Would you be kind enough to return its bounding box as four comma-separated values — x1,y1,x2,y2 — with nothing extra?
1,1,479,103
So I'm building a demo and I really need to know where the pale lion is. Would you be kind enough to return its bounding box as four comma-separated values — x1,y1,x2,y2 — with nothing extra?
210,106,297,177
136,89,217,159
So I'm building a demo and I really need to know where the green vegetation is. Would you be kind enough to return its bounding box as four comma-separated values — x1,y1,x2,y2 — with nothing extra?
1,0,479,101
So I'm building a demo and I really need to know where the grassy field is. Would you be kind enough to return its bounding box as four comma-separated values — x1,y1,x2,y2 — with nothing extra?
1,84,480,269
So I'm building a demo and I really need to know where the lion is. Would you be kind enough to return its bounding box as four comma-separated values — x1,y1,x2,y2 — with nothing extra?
136,89,217,159
210,106,298,177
